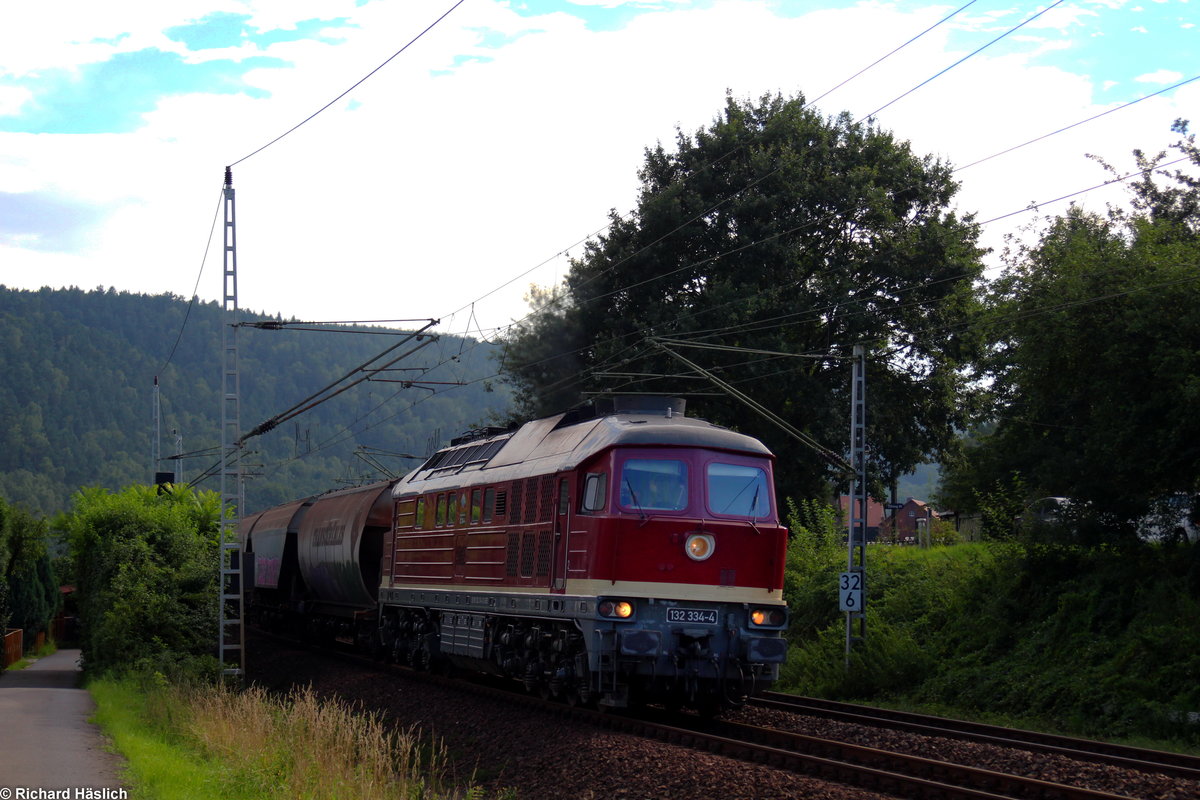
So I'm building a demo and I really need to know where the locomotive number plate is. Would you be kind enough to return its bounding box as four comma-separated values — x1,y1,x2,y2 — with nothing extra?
667,608,717,625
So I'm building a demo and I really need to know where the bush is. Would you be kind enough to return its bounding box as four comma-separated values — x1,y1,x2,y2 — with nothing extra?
779,530,1200,745
782,499,843,641
919,541,1200,740
62,484,222,678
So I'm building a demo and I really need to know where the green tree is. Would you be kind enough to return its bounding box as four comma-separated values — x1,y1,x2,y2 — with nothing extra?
500,92,985,498
0,497,58,645
62,483,222,677
955,122,1200,526
0,499,10,631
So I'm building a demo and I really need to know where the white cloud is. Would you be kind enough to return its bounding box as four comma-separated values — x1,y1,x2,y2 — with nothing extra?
0,1,213,73
1019,4,1097,31
1135,69,1184,83
558,0,688,6
0,85,32,116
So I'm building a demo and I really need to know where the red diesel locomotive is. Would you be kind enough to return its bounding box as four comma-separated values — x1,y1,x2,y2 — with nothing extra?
241,397,789,713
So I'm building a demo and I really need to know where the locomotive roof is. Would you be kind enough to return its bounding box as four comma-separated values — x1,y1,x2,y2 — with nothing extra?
396,409,772,495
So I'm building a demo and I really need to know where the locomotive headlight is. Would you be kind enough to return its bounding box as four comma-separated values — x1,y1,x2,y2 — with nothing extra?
599,600,635,618
750,607,786,627
685,533,715,561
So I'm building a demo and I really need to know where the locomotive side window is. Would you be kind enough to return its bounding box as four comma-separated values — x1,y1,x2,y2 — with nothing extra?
414,497,426,530
480,489,494,525
582,472,607,512
619,459,688,512
558,479,570,514
447,493,459,527
458,492,469,525
471,489,482,523
707,463,771,518
436,494,447,527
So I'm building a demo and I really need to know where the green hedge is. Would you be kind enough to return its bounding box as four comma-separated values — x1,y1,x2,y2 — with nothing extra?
62,484,222,678
780,501,1200,744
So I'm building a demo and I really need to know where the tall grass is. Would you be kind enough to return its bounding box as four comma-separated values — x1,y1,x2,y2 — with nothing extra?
92,675,485,800
185,684,448,800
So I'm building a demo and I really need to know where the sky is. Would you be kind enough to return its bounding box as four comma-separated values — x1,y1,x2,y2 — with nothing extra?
1,0,1196,343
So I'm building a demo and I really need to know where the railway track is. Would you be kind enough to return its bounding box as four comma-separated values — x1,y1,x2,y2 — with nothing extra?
249,630,1192,799
596,710,1141,800
752,692,1200,782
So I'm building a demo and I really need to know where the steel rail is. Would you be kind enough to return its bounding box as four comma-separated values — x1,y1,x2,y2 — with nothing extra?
754,692,1200,781
692,716,1136,800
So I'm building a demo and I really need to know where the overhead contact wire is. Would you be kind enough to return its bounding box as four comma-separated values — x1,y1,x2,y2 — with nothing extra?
158,186,225,375
441,0,980,327
809,0,981,109
955,74,1200,173
229,0,467,167
857,0,1067,122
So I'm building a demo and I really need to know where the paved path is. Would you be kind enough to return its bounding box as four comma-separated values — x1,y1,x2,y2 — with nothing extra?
0,649,129,796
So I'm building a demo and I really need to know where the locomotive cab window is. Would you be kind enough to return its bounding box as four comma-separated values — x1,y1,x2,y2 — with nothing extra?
707,462,770,519
619,459,687,512
582,472,607,512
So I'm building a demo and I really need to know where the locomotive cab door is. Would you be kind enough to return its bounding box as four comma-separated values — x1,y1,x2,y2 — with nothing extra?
553,477,570,592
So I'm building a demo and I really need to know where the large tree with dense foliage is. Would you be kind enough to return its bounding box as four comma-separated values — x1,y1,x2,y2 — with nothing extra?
500,93,985,498
940,122,1200,525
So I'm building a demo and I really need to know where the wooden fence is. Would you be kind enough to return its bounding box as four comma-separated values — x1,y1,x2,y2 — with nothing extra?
3,628,23,667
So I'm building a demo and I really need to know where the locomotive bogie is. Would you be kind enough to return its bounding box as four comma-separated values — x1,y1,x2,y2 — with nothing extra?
374,585,788,710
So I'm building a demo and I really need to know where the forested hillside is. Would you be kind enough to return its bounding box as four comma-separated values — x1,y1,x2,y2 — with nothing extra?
0,286,512,516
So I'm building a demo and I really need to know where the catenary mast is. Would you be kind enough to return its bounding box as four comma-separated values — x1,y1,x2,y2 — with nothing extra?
218,166,245,680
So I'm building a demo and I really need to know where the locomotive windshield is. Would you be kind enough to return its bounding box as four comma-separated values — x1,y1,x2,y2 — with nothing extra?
707,462,770,518
616,455,773,519
619,458,688,512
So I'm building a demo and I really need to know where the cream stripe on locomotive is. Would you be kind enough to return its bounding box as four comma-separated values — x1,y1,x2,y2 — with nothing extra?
566,578,781,605
382,578,782,606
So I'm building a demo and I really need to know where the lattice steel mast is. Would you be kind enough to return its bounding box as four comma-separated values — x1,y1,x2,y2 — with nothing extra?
218,166,245,680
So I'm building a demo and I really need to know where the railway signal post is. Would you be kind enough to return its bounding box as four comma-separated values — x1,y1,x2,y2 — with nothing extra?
844,344,867,668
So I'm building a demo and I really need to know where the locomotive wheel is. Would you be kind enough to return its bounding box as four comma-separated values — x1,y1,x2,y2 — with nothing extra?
412,642,432,672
